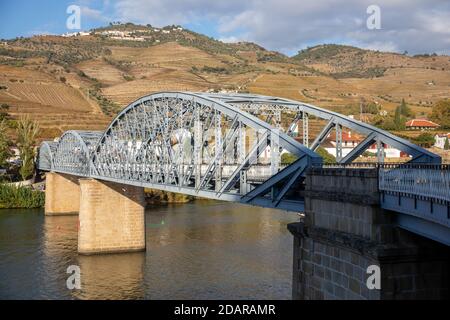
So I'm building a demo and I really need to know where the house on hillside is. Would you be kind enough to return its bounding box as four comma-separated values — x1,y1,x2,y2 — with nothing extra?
325,130,363,157
405,119,440,130
434,133,450,149
323,130,404,158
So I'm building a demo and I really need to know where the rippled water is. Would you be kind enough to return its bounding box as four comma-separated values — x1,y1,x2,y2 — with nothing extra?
0,200,298,300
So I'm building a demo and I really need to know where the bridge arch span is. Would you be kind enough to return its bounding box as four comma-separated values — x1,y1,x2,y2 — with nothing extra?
52,130,102,176
200,93,441,164
88,92,321,207
37,141,57,171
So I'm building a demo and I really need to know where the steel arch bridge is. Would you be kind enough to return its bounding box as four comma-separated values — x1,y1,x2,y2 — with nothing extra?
37,91,441,211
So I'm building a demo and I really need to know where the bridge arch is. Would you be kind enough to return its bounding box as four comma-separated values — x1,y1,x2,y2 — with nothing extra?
52,130,102,176
37,141,57,171
89,92,322,205
198,93,441,164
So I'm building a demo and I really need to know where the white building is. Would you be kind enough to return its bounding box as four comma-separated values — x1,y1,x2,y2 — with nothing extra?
434,133,450,149
99,30,130,37
62,31,90,37
323,130,402,159
110,36,145,42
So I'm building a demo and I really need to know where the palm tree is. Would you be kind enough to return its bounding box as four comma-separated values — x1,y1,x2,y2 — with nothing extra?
16,116,40,181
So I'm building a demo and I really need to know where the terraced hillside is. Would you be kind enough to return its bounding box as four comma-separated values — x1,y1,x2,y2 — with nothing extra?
0,23,449,143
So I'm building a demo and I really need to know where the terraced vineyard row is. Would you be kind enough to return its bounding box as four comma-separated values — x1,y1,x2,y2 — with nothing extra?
1,83,92,112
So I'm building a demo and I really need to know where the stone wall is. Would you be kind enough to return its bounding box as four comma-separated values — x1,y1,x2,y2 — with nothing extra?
289,168,449,300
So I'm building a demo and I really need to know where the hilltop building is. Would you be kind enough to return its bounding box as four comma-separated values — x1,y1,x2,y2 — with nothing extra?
62,31,90,37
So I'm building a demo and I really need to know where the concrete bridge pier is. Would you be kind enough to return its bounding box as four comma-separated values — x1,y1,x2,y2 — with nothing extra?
288,168,449,300
77,179,146,255
45,172,80,215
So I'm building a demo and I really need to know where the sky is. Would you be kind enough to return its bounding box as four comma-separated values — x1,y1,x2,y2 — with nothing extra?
0,0,449,56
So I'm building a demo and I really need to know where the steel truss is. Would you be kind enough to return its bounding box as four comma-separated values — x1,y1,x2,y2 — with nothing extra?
37,92,440,211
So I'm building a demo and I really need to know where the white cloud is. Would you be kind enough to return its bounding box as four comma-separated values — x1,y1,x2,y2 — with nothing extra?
81,6,110,22
218,34,251,43
360,41,398,53
91,0,450,55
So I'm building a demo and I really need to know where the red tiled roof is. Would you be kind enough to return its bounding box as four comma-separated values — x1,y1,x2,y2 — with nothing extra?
405,119,440,128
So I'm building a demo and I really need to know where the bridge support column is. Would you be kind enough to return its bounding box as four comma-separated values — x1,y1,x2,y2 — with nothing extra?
78,179,146,255
289,168,449,300
45,172,80,215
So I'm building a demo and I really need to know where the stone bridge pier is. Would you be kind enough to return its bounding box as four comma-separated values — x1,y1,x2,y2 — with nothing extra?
45,172,146,255
45,172,80,215
288,168,449,300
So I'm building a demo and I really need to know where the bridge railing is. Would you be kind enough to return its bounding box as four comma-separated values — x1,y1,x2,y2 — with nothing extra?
378,164,450,203
321,162,450,203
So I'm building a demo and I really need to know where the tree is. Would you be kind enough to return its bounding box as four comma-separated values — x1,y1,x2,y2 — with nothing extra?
281,153,298,164
399,99,412,117
430,99,450,129
394,106,405,130
364,103,379,114
445,138,450,150
16,116,40,181
0,120,11,167
316,147,336,164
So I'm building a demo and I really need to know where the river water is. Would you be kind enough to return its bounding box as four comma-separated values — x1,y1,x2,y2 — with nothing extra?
0,200,298,300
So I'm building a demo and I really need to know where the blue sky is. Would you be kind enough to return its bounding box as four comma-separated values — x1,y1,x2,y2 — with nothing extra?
0,0,449,56
0,1,109,39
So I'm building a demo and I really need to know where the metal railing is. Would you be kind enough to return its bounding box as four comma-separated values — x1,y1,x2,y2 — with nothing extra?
379,165,450,203
320,162,450,202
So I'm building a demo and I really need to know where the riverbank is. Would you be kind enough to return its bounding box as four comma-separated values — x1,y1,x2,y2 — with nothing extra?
0,183,194,210
0,183,44,209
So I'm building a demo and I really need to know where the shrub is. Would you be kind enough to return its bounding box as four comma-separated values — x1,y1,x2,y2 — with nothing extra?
316,147,336,164
201,66,229,74
123,74,135,81
411,133,435,148
0,120,11,166
281,153,298,164
0,184,45,209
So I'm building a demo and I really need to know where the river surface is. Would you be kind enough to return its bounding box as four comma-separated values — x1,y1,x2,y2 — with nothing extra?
0,200,298,299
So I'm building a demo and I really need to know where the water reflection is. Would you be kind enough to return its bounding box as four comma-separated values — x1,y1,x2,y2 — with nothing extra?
0,201,297,300
75,253,145,300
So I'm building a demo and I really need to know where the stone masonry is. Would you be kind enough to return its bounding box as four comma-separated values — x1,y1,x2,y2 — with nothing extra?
78,179,146,255
288,168,449,300
45,172,80,215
